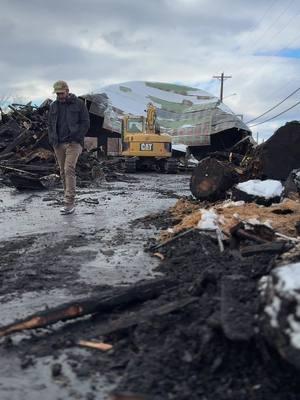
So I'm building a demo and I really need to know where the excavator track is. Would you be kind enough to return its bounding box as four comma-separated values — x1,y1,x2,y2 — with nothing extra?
125,158,137,173
163,158,178,174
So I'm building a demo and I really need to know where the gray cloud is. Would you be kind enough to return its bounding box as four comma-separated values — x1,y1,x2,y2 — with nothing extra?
1,0,300,138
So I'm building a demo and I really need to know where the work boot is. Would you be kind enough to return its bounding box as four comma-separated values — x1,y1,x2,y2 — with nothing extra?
60,204,75,215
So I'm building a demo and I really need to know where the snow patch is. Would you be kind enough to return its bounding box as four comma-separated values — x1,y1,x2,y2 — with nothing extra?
172,144,187,153
276,262,300,293
236,179,284,199
261,262,300,349
197,209,219,231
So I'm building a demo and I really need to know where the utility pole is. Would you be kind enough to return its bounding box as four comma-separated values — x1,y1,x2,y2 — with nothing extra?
213,72,232,102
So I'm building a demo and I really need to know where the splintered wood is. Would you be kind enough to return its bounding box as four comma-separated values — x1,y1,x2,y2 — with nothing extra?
78,340,113,351
161,198,300,240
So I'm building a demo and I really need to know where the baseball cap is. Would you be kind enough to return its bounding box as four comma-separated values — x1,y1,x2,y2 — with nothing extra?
53,80,69,93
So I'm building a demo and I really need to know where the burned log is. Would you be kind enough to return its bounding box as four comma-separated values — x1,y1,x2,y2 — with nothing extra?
190,157,239,201
0,279,174,337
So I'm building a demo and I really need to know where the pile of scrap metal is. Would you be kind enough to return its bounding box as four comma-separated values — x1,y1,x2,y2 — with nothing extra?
0,101,127,190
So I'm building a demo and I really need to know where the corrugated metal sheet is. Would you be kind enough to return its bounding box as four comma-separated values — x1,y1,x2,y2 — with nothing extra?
81,81,250,147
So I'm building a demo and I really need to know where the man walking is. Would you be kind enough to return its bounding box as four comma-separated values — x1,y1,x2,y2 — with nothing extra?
48,81,90,214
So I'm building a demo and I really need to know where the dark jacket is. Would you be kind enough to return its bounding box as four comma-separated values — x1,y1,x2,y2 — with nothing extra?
48,94,90,147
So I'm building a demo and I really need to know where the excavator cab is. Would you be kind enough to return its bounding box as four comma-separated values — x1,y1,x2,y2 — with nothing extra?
121,104,177,173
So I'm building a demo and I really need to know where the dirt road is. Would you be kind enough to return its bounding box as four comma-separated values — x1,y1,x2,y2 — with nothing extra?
0,172,190,400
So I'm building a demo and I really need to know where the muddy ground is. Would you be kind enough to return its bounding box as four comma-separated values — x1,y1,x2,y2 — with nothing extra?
0,172,190,400
1,172,300,400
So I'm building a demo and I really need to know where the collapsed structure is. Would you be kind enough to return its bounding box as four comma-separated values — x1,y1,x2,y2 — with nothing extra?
81,81,251,157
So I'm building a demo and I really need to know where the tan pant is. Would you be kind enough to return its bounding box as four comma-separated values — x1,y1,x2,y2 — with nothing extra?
54,143,82,206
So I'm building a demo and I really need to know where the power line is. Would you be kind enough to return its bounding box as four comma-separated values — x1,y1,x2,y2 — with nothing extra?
242,0,280,41
282,29,300,49
248,100,300,127
241,0,281,49
245,87,300,123
254,9,300,53
251,0,296,52
255,0,281,27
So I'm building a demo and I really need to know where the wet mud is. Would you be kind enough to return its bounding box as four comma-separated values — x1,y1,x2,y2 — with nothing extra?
0,173,191,399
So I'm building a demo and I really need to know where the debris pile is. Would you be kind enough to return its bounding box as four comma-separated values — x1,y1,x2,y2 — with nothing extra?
2,211,300,399
190,121,300,207
1,115,300,399
0,101,130,189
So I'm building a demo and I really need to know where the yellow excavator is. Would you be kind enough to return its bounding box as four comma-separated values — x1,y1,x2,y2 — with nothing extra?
121,103,177,173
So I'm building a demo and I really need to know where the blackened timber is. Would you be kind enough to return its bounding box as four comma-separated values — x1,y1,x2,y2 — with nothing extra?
1,129,30,155
240,242,289,257
0,279,175,337
8,174,47,191
8,105,32,123
94,297,198,337
0,152,14,161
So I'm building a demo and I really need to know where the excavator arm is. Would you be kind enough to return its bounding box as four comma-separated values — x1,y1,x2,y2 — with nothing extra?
146,103,157,134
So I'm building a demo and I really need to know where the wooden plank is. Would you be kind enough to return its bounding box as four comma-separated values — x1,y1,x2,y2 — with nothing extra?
78,340,113,351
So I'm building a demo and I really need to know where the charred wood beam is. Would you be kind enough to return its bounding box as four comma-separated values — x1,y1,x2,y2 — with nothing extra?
0,164,38,176
233,228,267,244
0,129,30,155
240,242,290,257
230,223,268,244
94,297,198,337
8,105,32,123
2,164,55,172
0,279,174,337
0,152,14,161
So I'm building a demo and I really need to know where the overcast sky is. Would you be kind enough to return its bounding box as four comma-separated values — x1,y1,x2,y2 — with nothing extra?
1,0,300,140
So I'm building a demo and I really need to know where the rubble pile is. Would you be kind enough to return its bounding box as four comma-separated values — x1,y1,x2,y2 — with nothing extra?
0,101,128,189
1,115,300,399
160,197,300,240
112,231,300,399
3,207,300,399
